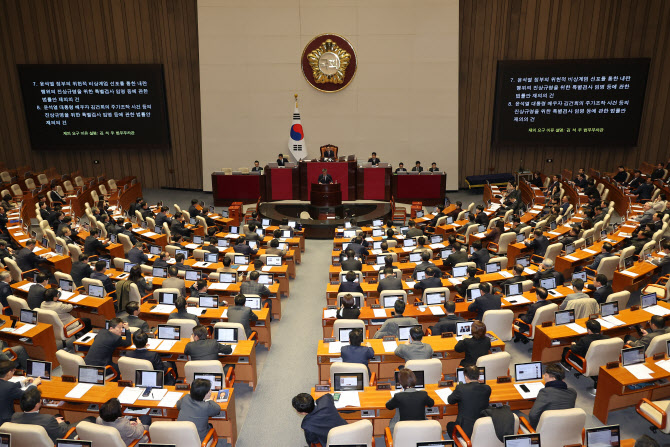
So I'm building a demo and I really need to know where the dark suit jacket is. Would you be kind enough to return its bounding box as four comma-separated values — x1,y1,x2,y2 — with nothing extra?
92,271,114,293
171,221,191,237
571,333,610,358
527,236,549,257
528,381,577,428
341,345,375,375
11,411,71,442
227,305,258,338
341,258,363,271
521,300,552,324
653,256,670,276
445,251,469,268
184,339,232,360
125,348,167,372
500,275,524,287
456,277,480,297
454,336,491,366
27,284,47,309
587,284,613,304
0,379,31,423
336,307,360,319
168,309,200,324
634,183,654,200
467,293,501,321
447,381,492,437
84,236,106,256
128,247,149,265
470,249,490,270
368,157,380,165
385,389,434,422
431,315,466,335
377,276,403,292
123,315,150,333
414,276,442,291
122,229,138,245
318,175,333,184
277,158,288,166
532,268,565,288
70,261,93,287
323,150,335,158
347,243,369,257
301,394,347,446
232,244,257,256
0,282,12,311
15,247,40,271
85,329,132,366
338,281,363,294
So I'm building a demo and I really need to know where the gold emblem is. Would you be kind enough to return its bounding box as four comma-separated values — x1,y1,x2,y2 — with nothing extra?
307,39,351,85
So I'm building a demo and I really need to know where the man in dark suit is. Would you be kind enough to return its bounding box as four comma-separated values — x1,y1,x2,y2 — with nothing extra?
405,220,424,238
532,259,565,288
586,274,613,304
184,325,233,360
347,237,369,257
0,272,12,314
228,294,259,339
26,273,49,309
561,227,580,248
127,241,149,265
395,162,407,173
511,217,530,235
514,287,552,339
170,212,192,239
524,228,550,257
11,387,73,442
377,267,403,292
444,242,469,268
414,266,442,292
430,301,466,335
239,271,272,313
84,317,132,375
412,251,436,280
318,169,333,184
651,163,666,181
630,230,653,255
155,206,170,229
244,223,262,241
126,331,174,384
276,153,289,166
368,152,380,165
456,266,480,297
168,297,200,324
16,239,43,271
92,260,115,294
0,360,41,424
338,271,363,294
468,240,490,270
251,160,263,172
83,228,109,257
625,315,667,350
0,240,12,263
525,364,577,429
122,302,150,333
447,365,492,438
153,252,170,269
467,283,501,321
474,205,489,227
586,242,614,271
292,393,347,447
428,162,440,172
633,177,655,202
70,254,93,287
121,222,138,245
651,240,670,277
561,319,609,369
626,170,643,189
613,165,628,183
340,249,362,271
411,161,423,172
232,235,258,256
322,147,335,159
500,264,525,287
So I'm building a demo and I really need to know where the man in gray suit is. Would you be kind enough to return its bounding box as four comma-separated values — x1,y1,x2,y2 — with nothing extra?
162,266,186,297
377,266,403,292
635,201,655,225
411,251,436,279
168,296,199,324
11,387,73,442
626,315,666,350
239,271,272,314
559,278,589,310
184,325,232,361
405,220,424,238
523,363,577,429
228,294,258,339
394,326,433,360
373,300,419,339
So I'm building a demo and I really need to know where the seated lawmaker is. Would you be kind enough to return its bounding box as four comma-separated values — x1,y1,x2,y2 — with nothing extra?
412,161,423,172
523,363,577,429
561,319,609,369
336,293,360,319
341,328,374,378
368,152,380,165
374,300,419,339
625,315,666,350
428,162,440,172
430,301,466,335
251,160,262,172
385,369,434,432
292,393,346,447
338,271,363,294
394,326,433,361
395,162,407,173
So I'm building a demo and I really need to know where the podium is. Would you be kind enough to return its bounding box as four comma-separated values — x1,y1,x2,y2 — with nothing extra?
310,183,342,207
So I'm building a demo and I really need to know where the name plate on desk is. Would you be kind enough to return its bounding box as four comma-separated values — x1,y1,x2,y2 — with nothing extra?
439,380,453,388
654,353,666,361
316,385,331,392
118,380,133,388
324,337,336,343
606,361,620,369
371,304,381,309
175,384,190,390
497,376,512,383
62,375,76,383
383,336,395,341
442,332,454,338
541,321,553,327
631,305,640,311
376,383,391,390
413,301,423,306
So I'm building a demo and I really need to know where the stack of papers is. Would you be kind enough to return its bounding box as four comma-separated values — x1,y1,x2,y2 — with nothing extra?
428,306,445,315
583,249,597,254
185,244,200,249
434,387,453,403
499,271,513,278
58,291,76,301
429,243,445,249
220,308,228,318
505,296,530,305
151,304,176,313
596,316,625,329
145,338,163,350
118,387,144,404
158,340,178,351
328,341,345,354
523,268,536,275
262,266,273,272
158,391,184,408
65,383,94,399
16,283,33,292
405,281,416,288
382,341,398,352
373,309,387,318
323,309,337,319
514,382,544,399
643,305,670,316
208,283,230,291
192,261,211,268
565,323,587,334
333,391,361,409
186,307,205,316
70,295,88,303
450,278,464,285
624,364,654,380
142,231,158,237
237,266,249,272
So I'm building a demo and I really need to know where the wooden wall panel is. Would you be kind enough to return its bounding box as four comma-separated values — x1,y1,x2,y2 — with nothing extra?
0,0,202,189
460,0,670,187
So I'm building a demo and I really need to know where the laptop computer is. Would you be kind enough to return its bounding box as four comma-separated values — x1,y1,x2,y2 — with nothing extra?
199,295,219,309
466,288,482,301
123,262,136,273
585,425,620,447
441,248,453,259
258,273,273,285
158,291,177,305
59,278,74,292
338,295,361,308
265,255,282,266
157,325,181,340
641,292,657,308
398,324,422,341
621,346,645,367
395,369,425,389
333,372,365,391
517,255,530,267
425,291,446,305
27,359,52,380
600,302,619,317
571,271,587,282
0,435,9,447
555,309,575,325
372,219,384,227
193,372,224,391
514,362,543,382
234,255,249,265
88,284,105,298
503,433,541,447
261,218,271,227
78,365,105,385
184,270,201,281
175,249,189,259
383,295,404,308
456,366,485,384
217,239,230,248
204,253,218,263
55,243,63,255
539,276,556,290
215,327,238,344
452,266,467,278
343,230,356,239
404,239,417,247
339,328,355,343
565,244,576,255
409,252,422,263
152,266,167,278
431,234,443,244
56,440,92,447
135,369,164,389
245,296,262,310
219,272,237,284
415,270,427,281
516,233,525,243
485,262,501,274
504,282,523,298
456,321,474,337
20,309,37,324
193,235,204,245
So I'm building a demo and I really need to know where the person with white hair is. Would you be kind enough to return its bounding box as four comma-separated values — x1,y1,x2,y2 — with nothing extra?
532,258,564,288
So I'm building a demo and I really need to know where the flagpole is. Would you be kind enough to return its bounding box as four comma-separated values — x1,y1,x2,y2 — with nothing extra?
295,93,298,107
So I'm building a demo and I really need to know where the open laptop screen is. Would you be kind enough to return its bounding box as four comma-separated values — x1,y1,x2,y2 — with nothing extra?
539,276,556,290
503,434,541,447
219,272,237,283
456,366,485,384
88,284,105,298
333,373,364,391
78,365,105,385
600,302,618,317
585,425,620,447
383,295,403,308
621,346,645,367
27,359,52,379
215,327,238,343
184,270,201,281
395,369,425,389
505,282,522,297
152,267,166,278
193,372,223,391
456,321,474,337
554,309,575,325
135,370,164,388
641,292,657,308
157,325,180,340
398,324,422,341
425,292,446,305
514,362,542,382
199,295,219,308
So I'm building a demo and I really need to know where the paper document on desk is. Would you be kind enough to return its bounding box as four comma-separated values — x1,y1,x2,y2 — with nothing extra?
370,249,382,255
499,271,513,278
69,295,88,303
142,232,157,237
624,364,654,380
8,377,30,391
403,247,413,253
151,304,176,313
514,382,544,399
66,383,94,399
405,281,416,288
186,307,204,316
159,391,184,408
323,309,337,319
58,291,76,301
389,390,402,398
328,341,345,354
643,305,670,316
145,338,163,350
334,391,361,409
372,265,381,271
601,315,625,326
655,359,670,374
548,231,561,236
565,323,587,334
237,265,249,272
475,232,487,238
13,324,35,335
595,318,616,329
118,387,143,404
618,232,632,238
137,388,168,401
185,244,199,249
524,268,536,275
583,249,597,254
434,387,453,403
382,341,398,352
17,283,33,292
619,270,638,277
429,306,445,316
208,283,230,291
220,308,228,318
262,266,273,272
158,340,177,351
449,278,464,285
373,309,387,318
430,243,445,250
505,296,530,305
564,255,580,261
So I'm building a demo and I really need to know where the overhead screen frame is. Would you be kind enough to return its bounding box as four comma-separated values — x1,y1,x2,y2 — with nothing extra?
16,63,171,151
491,58,650,147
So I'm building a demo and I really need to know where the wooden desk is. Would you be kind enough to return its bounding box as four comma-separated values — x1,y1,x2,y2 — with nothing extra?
531,302,670,363
310,183,342,207
316,334,505,383
612,259,658,293
35,378,237,446
74,338,258,390
6,225,73,273
10,280,116,327
138,303,272,349
0,315,59,366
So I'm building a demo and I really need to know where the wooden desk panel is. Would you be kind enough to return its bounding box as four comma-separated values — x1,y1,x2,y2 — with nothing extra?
0,315,59,366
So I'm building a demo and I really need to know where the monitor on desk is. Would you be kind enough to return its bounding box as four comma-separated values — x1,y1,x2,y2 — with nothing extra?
440,248,453,259
266,255,282,266
431,234,443,244
219,272,237,284
0,434,8,447
383,295,403,308
88,284,105,298
623,255,635,269
245,296,262,310
456,321,474,337
456,366,485,384
539,276,556,290
339,328,355,343
446,216,454,225
20,309,37,324
261,218,271,227
59,278,74,292
399,226,409,235
234,255,249,265
287,220,297,228
78,365,105,385
503,433,541,447
154,226,162,234
56,440,92,447
184,270,201,281
199,295,219,309
338,294,361,308
425,291,446,305
152,267,167,278
485,262,501,274
404,238,417,248
27,359,51,380
372,219,383,227
100,257,111,270
158,291,177,305
333,372,364,391
157,325,180,340
282,230,292,238
55,243,63,255
565,244,576,255
621,346,645,367
514,361,543,382
398,324,422,341
376,255,388,265
416,210,424,218
343,230,356,239
571,271,586,282
409,252,422,263
215,327,238,343
141,221,148,229
505,282,523,297
217,238,230,248
123,262,136,273
135,370,164,389
600,302,619,317
149,244,161,255
41,236,48,247
372,229,384,237
175,249,189,259
466,288,482,301
203,252,218,264
555,309,575,326
221,209,230,218
258,273,273,285
585,425,620,447
549,221,557,231
416,442,454,447
641,292,657,308
192,235,204,245
415,270,426,281
517,255,530,267
189,218,197,225
452,266,467,278
395,369,425,389
193,372,224,391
